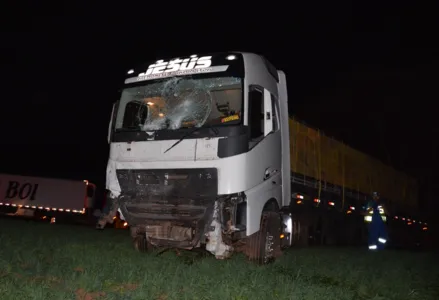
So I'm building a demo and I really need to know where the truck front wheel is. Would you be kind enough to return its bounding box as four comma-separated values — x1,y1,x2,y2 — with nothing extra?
244,211,282,265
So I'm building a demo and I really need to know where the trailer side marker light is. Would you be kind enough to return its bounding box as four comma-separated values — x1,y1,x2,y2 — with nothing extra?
0,202,85,214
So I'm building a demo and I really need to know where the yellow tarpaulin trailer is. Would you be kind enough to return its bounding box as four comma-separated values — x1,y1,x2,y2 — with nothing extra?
289,117,418,212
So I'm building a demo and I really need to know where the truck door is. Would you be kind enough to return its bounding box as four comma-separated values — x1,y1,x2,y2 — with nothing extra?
263,88,273,136
248,86,275,141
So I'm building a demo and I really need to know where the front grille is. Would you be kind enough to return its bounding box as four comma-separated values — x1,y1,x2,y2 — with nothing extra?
116,168,217,225
116,168,217,199
126,205,205,218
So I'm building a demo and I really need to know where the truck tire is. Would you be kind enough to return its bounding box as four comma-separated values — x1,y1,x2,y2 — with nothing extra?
294,219,306,246
133,234,149,252
245,211,282,265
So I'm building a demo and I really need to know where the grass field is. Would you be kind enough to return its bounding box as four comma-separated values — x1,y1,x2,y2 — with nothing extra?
0,217,438,300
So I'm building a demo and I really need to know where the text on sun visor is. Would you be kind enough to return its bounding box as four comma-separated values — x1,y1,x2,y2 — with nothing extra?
124,55,230,84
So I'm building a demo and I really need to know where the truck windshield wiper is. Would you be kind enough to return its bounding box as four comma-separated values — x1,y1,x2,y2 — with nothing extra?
163,125,219,154
115,127,142,132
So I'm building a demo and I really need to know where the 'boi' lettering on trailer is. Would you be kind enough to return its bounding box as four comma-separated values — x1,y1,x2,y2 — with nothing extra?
4,181,39,201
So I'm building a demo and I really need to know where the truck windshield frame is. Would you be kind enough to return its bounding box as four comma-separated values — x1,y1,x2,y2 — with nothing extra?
114,75,243,134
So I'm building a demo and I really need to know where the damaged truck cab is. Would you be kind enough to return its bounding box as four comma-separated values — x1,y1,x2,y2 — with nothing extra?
106,52,293,264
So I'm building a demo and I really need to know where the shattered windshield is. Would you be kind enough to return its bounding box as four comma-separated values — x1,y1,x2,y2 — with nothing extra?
115,77,242,131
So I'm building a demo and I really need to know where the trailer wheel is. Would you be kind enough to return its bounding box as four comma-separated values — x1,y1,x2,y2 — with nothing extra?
133,234,149,252
245,211,282,265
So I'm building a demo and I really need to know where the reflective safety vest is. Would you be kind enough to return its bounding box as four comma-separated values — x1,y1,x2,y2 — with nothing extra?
364,205,386,223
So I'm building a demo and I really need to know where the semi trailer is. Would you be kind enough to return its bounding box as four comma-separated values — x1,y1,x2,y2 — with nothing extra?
103,52,427,264
0,173,97,222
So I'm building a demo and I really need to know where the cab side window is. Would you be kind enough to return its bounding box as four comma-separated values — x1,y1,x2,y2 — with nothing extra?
122,101,148,129
248,87,264,141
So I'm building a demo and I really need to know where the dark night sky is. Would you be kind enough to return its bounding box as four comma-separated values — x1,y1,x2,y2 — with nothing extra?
2,3,438,220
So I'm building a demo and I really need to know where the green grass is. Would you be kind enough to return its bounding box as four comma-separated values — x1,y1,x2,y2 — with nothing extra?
0,218,438,300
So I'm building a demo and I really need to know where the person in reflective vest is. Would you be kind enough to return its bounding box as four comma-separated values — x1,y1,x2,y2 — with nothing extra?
367,192,388,250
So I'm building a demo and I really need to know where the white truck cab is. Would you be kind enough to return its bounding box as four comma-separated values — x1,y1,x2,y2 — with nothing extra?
106,52,293,264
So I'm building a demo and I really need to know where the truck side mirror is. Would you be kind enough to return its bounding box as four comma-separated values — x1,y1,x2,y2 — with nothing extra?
108,102,116,144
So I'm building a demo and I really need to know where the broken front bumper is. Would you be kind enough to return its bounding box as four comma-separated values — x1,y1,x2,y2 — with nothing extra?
115,168,218,249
